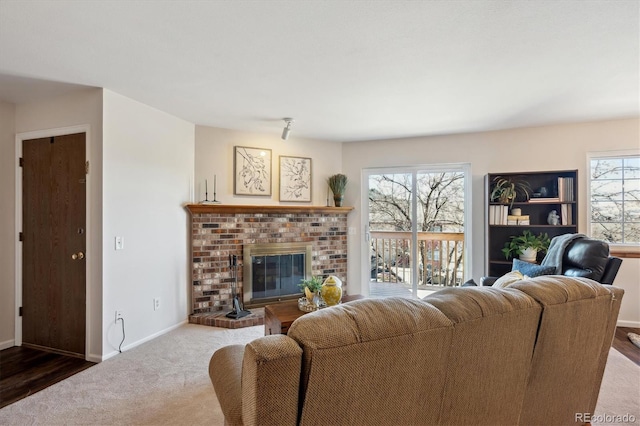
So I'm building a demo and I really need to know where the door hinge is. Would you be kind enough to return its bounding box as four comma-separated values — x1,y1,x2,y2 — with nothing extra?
19,157,24,167
19,232,23,242
19,306,23,317
85,161,89,174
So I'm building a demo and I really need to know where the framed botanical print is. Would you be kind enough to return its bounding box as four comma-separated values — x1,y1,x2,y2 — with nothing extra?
279,156,312,202
234,146,272,196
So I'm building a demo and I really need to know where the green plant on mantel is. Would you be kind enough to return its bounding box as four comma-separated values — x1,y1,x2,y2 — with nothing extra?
490,176,531,209
502,230,551,260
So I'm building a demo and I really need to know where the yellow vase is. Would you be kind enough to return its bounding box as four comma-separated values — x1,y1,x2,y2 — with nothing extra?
321,277,342,306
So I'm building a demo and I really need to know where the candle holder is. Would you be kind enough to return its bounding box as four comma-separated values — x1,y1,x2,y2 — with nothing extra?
200,176,221,205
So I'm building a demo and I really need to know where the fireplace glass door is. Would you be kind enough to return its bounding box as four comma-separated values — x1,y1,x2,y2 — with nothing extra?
251,253,305,300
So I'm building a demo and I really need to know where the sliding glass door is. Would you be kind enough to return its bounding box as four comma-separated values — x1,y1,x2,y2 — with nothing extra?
364,164,470,298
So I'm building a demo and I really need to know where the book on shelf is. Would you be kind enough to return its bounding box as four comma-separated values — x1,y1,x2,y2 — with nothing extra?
528,197,560,203
558,177,575,202
560,204,573,225
489,205,509,225
507,215,530,225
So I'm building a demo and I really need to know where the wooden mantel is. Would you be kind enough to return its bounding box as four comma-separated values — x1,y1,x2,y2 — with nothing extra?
185,204,354,215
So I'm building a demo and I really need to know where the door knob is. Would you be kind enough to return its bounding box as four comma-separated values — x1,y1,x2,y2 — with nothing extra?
72,253,77,260
71,252,85,260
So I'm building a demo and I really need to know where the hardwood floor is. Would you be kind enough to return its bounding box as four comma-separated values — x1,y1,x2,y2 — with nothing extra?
0,327,638,410
0,346,95,409
612,326,640,366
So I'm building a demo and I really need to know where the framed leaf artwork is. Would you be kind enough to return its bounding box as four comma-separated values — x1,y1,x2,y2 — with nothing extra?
280,155,311,203
234,146,272,196
279,156,312,202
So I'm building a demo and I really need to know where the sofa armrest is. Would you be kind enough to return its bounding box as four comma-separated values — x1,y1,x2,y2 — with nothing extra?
209,344,245,426
242,335,303,426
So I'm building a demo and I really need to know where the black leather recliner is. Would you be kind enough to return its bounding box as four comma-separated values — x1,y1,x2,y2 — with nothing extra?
480,235,623,286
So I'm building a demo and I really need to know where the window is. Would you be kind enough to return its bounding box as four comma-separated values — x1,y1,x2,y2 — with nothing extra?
589,153,640,245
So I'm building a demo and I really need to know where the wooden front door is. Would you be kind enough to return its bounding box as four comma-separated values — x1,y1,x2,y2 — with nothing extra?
22,133,86,357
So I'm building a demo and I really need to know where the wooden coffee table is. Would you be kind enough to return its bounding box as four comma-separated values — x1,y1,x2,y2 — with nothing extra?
264,294,364,335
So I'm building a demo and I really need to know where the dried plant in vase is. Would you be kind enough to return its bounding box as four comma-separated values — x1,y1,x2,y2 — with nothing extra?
328,174,348,207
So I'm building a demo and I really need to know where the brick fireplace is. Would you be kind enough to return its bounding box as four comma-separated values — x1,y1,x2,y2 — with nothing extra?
185,204,353,327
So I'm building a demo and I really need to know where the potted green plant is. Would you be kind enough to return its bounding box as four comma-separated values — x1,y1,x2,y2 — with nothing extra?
502,230,550,262
490,176,532,208
328,174,348,207
299,276,324,302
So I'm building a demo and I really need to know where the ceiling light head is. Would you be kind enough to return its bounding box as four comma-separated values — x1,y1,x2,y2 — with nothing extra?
281,117,294,140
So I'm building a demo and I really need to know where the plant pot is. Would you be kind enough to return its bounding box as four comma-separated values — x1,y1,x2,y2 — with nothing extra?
519,247,537,263
333,195,344,207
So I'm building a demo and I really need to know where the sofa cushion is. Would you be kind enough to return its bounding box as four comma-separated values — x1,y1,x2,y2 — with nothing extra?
492,270,524,288
425,286,542,425
512,258,556,277
508,276,622,425
288,298,454,426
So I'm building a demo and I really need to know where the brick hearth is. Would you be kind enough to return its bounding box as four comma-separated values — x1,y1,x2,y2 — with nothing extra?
186,205,353,328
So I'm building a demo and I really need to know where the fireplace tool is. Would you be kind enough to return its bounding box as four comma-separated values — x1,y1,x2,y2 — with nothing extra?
226,254,251,319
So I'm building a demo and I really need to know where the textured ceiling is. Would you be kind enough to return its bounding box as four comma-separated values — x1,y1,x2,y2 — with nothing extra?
0,0,638,142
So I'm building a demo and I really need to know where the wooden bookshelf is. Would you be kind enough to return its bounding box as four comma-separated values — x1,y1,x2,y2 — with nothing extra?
485,170,578,277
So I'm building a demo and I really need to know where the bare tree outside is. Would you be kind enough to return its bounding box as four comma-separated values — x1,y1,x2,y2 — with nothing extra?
369,171,465,287
590,157,640,244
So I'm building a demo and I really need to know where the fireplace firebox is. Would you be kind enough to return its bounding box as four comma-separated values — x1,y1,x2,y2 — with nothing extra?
243,242,312,306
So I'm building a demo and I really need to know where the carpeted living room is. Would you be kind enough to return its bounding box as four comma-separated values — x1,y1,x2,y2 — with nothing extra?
1,1,639,425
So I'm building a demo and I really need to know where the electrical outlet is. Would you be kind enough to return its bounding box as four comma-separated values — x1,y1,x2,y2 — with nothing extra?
115,236,124,250
115,310,123,324
153,298,160,311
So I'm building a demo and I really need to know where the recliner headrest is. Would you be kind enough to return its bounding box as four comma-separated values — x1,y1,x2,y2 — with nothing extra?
562,238,610,281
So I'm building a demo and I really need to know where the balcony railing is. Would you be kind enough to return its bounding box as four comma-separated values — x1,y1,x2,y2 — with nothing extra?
370,231,465,287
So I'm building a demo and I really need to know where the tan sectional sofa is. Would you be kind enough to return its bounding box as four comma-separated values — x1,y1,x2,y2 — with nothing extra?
209,276,623,426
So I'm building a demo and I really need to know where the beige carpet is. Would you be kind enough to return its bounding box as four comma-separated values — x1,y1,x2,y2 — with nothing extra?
0,323,638,425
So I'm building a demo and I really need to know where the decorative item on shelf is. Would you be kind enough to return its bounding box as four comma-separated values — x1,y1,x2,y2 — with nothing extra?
501,230,551,262
507,214,529,225
547,210,560,225
321,275,343,306
511,208,522,216
200,176,221,204
490,176,531,208
327,173,348,207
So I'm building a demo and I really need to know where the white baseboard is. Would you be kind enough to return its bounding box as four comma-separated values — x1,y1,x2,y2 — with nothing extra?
102,320,188,362
617,320,640,328
0,339,15,350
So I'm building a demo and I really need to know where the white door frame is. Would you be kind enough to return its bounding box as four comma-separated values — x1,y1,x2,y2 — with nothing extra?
15,124,92,360
361,163,472,297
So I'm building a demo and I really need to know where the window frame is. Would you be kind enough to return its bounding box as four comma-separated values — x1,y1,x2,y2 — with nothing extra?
587,149,640,256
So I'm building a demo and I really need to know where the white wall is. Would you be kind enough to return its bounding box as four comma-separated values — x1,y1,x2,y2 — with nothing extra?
102,90,195,359
195,126,343,206
0,100,16,349
14,88,104,360
342,117,640,326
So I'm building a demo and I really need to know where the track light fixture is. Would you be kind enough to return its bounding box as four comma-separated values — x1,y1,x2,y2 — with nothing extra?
281,118,294,140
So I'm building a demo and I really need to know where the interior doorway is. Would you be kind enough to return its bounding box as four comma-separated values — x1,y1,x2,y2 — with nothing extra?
20,132,87,357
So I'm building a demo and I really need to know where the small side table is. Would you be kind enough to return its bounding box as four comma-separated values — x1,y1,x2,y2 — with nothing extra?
264,294,364,335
